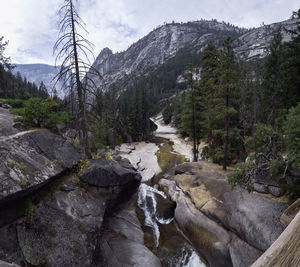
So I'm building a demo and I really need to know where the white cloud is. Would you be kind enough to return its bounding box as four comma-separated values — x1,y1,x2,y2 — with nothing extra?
0,0,299,64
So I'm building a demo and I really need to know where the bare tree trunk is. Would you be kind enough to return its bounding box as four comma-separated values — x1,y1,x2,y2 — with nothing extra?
70,0,91,158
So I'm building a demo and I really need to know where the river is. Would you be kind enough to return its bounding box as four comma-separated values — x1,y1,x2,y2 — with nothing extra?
116,114,206,267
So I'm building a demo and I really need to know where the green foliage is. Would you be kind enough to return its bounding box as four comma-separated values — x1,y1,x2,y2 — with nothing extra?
18,179,27,188
284,103,300,168
162,103,173,124
105,152,114,160
24,198,36,223
16,162,27,171
23,97,68,130
77,159,91,173
6,160,15,168
10,107,25,116
228,161,254,191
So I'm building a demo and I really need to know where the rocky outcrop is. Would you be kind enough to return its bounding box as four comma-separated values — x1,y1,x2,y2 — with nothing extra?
159,161,288,267
89,20,246,92
95,194,161,267
89,18,297,96
116,142,161,181
0,158,160,266
252,210,300,267
0,129,82,205
234,18,297,61
79,158,140,187
0,107,19,137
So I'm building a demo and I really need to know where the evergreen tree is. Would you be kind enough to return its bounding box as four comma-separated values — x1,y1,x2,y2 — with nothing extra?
262,30,284,128
199,42,220,138
219,37,239,170
280,9,300,108
180,68,203,161
38,81,49,98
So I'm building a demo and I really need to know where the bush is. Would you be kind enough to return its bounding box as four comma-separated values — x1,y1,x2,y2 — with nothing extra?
10,107,25,116
23,97,68,130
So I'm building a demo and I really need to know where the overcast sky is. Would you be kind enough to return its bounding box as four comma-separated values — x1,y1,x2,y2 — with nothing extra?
0,0,299,65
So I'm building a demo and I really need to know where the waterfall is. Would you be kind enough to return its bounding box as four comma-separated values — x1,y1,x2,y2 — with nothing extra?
137,183,173,247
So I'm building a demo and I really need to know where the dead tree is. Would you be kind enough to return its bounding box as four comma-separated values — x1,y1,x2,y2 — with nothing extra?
53,0,102,158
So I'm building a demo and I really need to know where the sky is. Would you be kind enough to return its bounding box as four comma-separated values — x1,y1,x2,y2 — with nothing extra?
0,0,299,65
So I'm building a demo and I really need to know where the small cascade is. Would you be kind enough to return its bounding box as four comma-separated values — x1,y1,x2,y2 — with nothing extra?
137,183,173,247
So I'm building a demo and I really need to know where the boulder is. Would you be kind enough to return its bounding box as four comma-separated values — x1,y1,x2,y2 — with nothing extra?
12,122,27,132
268,185,282,197
0,166,157,267
96,196,161,267
160,161,288,267
0,129,82,205
155,194,176,222
79,158,141,187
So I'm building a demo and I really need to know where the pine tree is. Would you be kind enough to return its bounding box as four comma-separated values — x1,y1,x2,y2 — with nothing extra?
180,68,203,161
262,30,284,128
199,42,220,138
219,37,239,170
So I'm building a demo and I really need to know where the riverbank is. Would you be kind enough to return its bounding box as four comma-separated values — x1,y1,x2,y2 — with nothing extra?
116,114,291,267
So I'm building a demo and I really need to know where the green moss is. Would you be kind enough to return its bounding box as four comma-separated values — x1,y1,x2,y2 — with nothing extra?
155,141,185,177
18,179,27,188
6,160,15,168
10,107,25,116
17,162,27,171
24,198,36,223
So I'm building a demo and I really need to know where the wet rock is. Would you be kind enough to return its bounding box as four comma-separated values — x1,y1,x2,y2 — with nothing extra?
0,129,82,205
160,161,288,267
96,196,161,267
79,158,141,187
59,180,77,192
155,194,176,222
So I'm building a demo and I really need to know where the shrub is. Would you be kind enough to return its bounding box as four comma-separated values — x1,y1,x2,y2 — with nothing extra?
10,107,25,116
23,97,68,130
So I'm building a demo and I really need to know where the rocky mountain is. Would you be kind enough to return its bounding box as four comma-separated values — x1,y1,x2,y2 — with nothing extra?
234,18,298,60
91,20,246,91
12,64,64,97
90,18,297,93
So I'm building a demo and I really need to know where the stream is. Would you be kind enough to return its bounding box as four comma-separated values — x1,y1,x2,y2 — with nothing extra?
116,114,206,267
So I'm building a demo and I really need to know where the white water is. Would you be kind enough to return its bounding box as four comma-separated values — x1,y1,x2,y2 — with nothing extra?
120,114,205,266
181,249,206,267
137,183,171,247
151,113,194,162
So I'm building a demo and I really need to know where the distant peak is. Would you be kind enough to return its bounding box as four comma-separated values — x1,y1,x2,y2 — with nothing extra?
100,47,113,55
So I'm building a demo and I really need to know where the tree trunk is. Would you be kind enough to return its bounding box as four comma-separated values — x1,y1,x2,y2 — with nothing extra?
70,0,91,158
223,91,229,170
